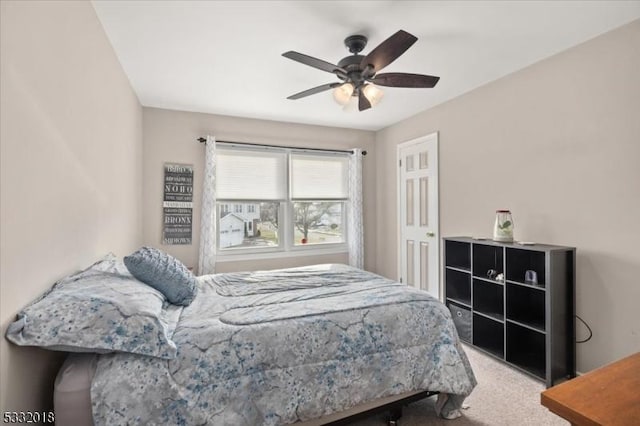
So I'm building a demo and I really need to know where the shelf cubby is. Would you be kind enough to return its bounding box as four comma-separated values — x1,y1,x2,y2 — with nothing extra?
506,283,546,332
506,248,546,287
445,240,471,271
506,322,546,379
473,279,504,322
472,243,503,279
445,268,471,305
473,314,504,358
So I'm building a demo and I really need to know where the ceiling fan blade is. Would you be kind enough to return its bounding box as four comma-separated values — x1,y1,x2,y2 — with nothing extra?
287,82,341,100
372,73,440,88
282,51,347,76
358,89,372,111
360,30,417,74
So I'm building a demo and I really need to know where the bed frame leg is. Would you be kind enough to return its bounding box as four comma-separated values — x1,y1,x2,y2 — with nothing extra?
387,406,402,426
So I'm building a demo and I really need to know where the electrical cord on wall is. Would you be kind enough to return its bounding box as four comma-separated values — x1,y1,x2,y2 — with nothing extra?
576,315,593,343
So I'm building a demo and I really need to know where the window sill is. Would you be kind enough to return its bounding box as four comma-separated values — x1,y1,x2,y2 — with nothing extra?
216,246,348,263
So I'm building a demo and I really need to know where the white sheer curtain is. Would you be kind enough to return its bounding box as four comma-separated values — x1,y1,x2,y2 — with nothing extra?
348,149,364,269
197,135,217,275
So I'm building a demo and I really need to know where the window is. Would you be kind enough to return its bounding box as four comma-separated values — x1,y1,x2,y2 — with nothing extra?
290,153,348,246
216,146,349,255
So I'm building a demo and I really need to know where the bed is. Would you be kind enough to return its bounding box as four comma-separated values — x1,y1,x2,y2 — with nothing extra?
7,251,476,425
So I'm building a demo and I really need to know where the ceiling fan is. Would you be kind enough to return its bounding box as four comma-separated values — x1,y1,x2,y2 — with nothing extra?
282,30,440,111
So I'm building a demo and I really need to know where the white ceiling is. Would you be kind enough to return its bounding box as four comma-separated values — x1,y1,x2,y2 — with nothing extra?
92,1,640,131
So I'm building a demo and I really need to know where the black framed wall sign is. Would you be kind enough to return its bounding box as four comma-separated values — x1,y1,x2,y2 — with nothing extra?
162,163,193,245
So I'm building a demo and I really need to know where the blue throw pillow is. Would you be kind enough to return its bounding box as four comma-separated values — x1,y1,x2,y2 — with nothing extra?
124,247,197,306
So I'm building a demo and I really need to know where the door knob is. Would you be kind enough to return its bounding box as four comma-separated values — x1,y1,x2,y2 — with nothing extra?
426,232,435,237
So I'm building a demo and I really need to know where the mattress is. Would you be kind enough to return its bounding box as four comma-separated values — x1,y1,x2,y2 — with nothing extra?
54,353,97,426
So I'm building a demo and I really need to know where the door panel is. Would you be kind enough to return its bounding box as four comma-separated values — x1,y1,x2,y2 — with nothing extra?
419,176,428,227
406,240,415,286
406,179,414,226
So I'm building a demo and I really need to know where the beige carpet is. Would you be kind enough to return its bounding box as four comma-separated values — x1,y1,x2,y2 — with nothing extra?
350,344,569,426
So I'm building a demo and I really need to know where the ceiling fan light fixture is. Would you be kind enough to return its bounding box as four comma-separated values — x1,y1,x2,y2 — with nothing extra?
342,96,358,112
362,84,384,106
332,82,354,106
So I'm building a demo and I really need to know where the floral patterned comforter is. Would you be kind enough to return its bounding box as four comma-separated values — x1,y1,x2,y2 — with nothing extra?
91,264,476,425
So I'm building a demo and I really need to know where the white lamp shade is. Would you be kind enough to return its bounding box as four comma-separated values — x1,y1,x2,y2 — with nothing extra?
342,96,358,112
363,84,384,106
333,83,354,105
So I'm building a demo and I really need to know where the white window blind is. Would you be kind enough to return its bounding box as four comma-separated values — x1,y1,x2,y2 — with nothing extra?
216,149,287,200
290,154,349,199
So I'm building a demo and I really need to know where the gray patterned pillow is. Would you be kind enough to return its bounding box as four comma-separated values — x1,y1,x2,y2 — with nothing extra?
124,247,197,306
5,254,181,359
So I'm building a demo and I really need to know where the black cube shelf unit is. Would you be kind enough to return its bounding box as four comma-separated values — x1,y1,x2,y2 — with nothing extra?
443,236,576,387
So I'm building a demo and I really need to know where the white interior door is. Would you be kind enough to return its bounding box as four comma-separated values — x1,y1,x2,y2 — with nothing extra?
398,133,439,298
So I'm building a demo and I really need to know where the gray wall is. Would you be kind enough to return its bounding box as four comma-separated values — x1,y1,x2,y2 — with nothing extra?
0,0,143,411
375,20,640,373
142,107,376,272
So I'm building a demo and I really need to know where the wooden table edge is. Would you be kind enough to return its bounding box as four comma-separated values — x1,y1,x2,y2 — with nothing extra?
540,392,601,426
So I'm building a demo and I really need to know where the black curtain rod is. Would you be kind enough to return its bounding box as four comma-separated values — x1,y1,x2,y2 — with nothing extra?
197,138,366,156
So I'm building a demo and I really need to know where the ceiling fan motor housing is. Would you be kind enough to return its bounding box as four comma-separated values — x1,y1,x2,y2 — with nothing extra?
337,54,365,87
